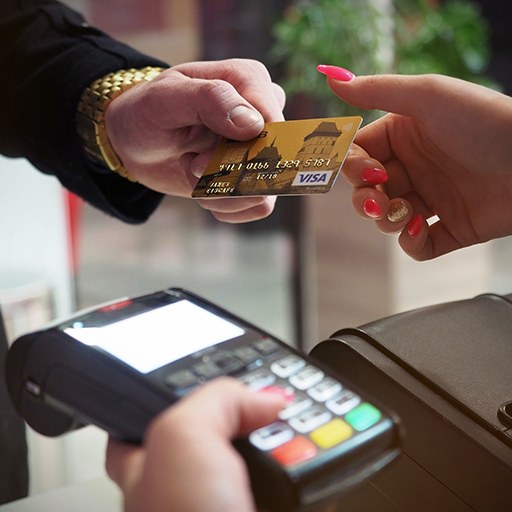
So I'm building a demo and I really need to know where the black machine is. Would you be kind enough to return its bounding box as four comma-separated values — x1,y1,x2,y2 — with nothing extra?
5,288,400,512
7,288,512,511
311,292,512,511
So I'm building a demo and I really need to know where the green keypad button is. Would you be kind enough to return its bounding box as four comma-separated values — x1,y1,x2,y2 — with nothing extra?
345,403,382,431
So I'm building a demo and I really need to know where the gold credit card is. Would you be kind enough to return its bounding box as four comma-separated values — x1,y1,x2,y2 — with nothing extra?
192,116,362,198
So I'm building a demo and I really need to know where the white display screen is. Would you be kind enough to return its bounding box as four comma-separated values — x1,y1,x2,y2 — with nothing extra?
64,300,245,373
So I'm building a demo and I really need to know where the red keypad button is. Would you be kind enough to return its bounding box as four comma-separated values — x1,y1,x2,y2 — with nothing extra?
271,435,318,466
262,385,295,403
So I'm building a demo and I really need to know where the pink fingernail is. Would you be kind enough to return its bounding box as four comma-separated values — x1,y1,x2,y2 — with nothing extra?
363,198,382,218
317,64,355,82
407,214,424,237
361,168,388,185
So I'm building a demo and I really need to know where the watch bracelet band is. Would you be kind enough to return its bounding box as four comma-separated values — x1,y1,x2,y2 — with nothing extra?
76,66,165,181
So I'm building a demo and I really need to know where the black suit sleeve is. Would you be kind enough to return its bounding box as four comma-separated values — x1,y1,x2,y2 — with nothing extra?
0,309,28,504
0,0,170,223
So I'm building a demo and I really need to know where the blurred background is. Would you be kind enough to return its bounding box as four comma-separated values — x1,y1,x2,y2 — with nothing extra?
1,0,512,500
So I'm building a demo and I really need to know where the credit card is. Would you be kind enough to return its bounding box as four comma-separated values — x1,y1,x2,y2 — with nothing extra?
192,116,362,198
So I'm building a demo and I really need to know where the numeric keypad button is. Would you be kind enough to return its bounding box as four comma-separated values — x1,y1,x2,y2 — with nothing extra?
289,366,324,390
278,392,313,421
240,369,276,390
307,378,342,402
271,355,306,378
326,390,361,415
249,422,294,451
288,405,332,434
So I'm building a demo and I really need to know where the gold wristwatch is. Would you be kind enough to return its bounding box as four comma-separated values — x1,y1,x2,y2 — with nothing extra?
76,66,165,181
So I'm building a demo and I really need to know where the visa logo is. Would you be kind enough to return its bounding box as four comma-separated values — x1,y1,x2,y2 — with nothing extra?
292,171,333,186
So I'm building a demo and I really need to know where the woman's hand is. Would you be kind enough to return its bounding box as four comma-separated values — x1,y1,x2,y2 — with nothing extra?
319,67,512,260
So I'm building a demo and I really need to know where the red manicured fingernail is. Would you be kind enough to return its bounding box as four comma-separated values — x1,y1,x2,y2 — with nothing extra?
361,168,388,185
407,214,424,237
317,64,355,82
363,198,382,218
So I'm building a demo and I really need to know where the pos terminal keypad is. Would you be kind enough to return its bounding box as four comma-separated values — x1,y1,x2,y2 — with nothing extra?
7,287,400,512
164,337,384,469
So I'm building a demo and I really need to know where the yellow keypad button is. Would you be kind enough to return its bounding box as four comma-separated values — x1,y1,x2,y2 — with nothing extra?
310,418,353,449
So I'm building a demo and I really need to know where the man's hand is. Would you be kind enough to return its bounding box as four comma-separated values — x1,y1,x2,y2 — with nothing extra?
105,59,286,223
